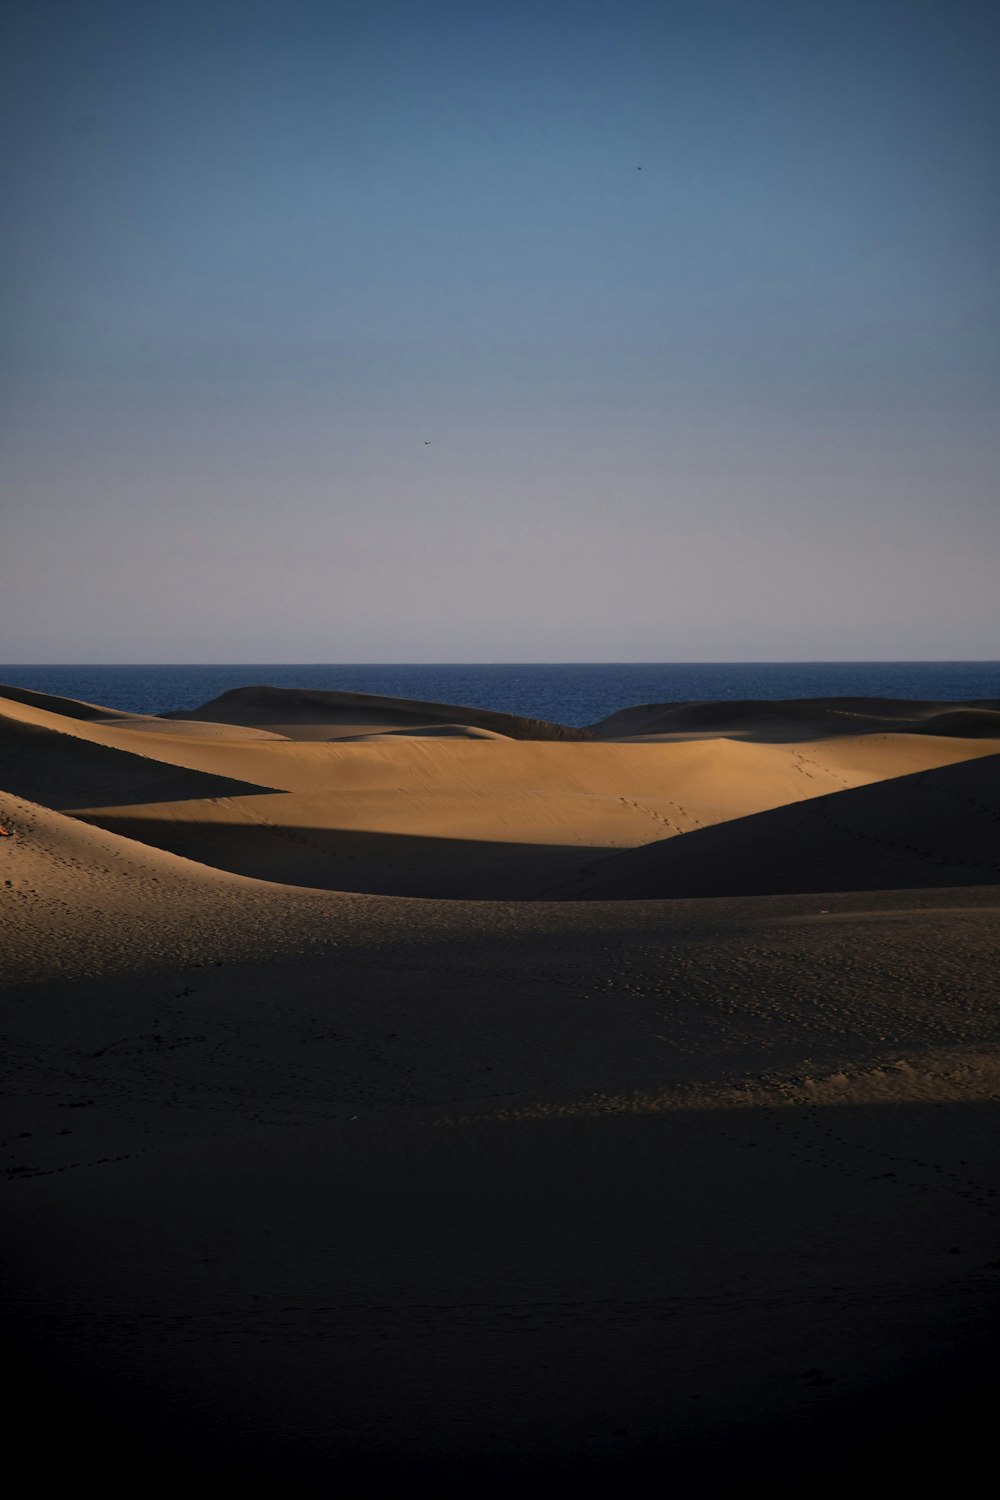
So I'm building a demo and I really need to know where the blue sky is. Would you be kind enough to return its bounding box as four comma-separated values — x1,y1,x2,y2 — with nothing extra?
2,0,997,660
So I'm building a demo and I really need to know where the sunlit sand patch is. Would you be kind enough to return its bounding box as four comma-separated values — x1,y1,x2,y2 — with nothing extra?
436,1048,1000,1127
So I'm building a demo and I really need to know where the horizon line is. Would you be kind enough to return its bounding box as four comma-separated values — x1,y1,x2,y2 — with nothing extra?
3,658,999,669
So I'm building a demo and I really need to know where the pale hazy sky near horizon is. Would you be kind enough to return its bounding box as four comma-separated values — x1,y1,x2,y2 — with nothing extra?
2,0,997,662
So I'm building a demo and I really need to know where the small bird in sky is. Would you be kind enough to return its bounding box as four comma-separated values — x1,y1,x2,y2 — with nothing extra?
424,440,431,445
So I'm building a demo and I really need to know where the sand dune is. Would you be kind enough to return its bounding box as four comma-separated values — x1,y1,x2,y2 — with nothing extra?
5,683,996,899
161,683,593,741
592,694,1000,741
553,752,1000,901
0,709,280,811
3,680,999,1488
69,729,1000,898
0,681,144,722
0,680,285,739
0,789,317,985
338,722,512,740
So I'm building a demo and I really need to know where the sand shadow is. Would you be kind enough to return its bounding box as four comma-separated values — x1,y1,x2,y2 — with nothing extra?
553,752,1000,899
0,717,280,810
2,1095,998,1490
69,809,609,898
589,697,1000,743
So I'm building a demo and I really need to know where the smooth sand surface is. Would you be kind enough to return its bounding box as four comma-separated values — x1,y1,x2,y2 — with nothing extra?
2,682,999,1492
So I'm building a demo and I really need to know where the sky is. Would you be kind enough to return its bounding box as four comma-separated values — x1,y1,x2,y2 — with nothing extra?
1,0,997,662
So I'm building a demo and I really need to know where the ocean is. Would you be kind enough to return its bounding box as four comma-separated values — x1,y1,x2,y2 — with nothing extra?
1,662,997,728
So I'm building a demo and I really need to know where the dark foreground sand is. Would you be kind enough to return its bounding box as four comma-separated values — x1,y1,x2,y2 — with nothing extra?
2,683,999,1492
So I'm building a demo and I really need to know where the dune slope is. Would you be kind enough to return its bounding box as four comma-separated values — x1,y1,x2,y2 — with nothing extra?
553,752,1000,901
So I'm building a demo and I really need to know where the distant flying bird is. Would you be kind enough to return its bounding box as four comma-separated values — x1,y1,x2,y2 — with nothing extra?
424,440,431,445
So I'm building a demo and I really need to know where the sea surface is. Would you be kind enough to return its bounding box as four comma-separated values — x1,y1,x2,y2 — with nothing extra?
1,662,997,728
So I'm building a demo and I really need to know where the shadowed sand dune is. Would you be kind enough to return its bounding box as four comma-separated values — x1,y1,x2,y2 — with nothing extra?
70,812,615,899
552,753,1000,901
0,710,280,811
3,680,1000,1490
161,683,594,741
0,681,150,723
591,695,1000,741
0,680,286,739
338,722,512,740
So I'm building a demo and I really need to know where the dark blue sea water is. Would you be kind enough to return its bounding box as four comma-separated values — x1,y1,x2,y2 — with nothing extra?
1,663,997,728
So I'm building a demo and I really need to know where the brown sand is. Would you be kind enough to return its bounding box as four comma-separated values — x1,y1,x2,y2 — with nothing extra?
2,682,999,1491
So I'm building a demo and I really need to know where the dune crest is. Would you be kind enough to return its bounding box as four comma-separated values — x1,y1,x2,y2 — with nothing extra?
591,694,1000,741
160,683,593,741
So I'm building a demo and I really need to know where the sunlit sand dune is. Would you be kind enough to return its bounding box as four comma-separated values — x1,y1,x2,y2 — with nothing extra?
3,685,997,899
2,681,999,1490
0,789,330,985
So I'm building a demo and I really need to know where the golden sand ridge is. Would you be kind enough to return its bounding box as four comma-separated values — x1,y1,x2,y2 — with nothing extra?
2,681,999,1489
